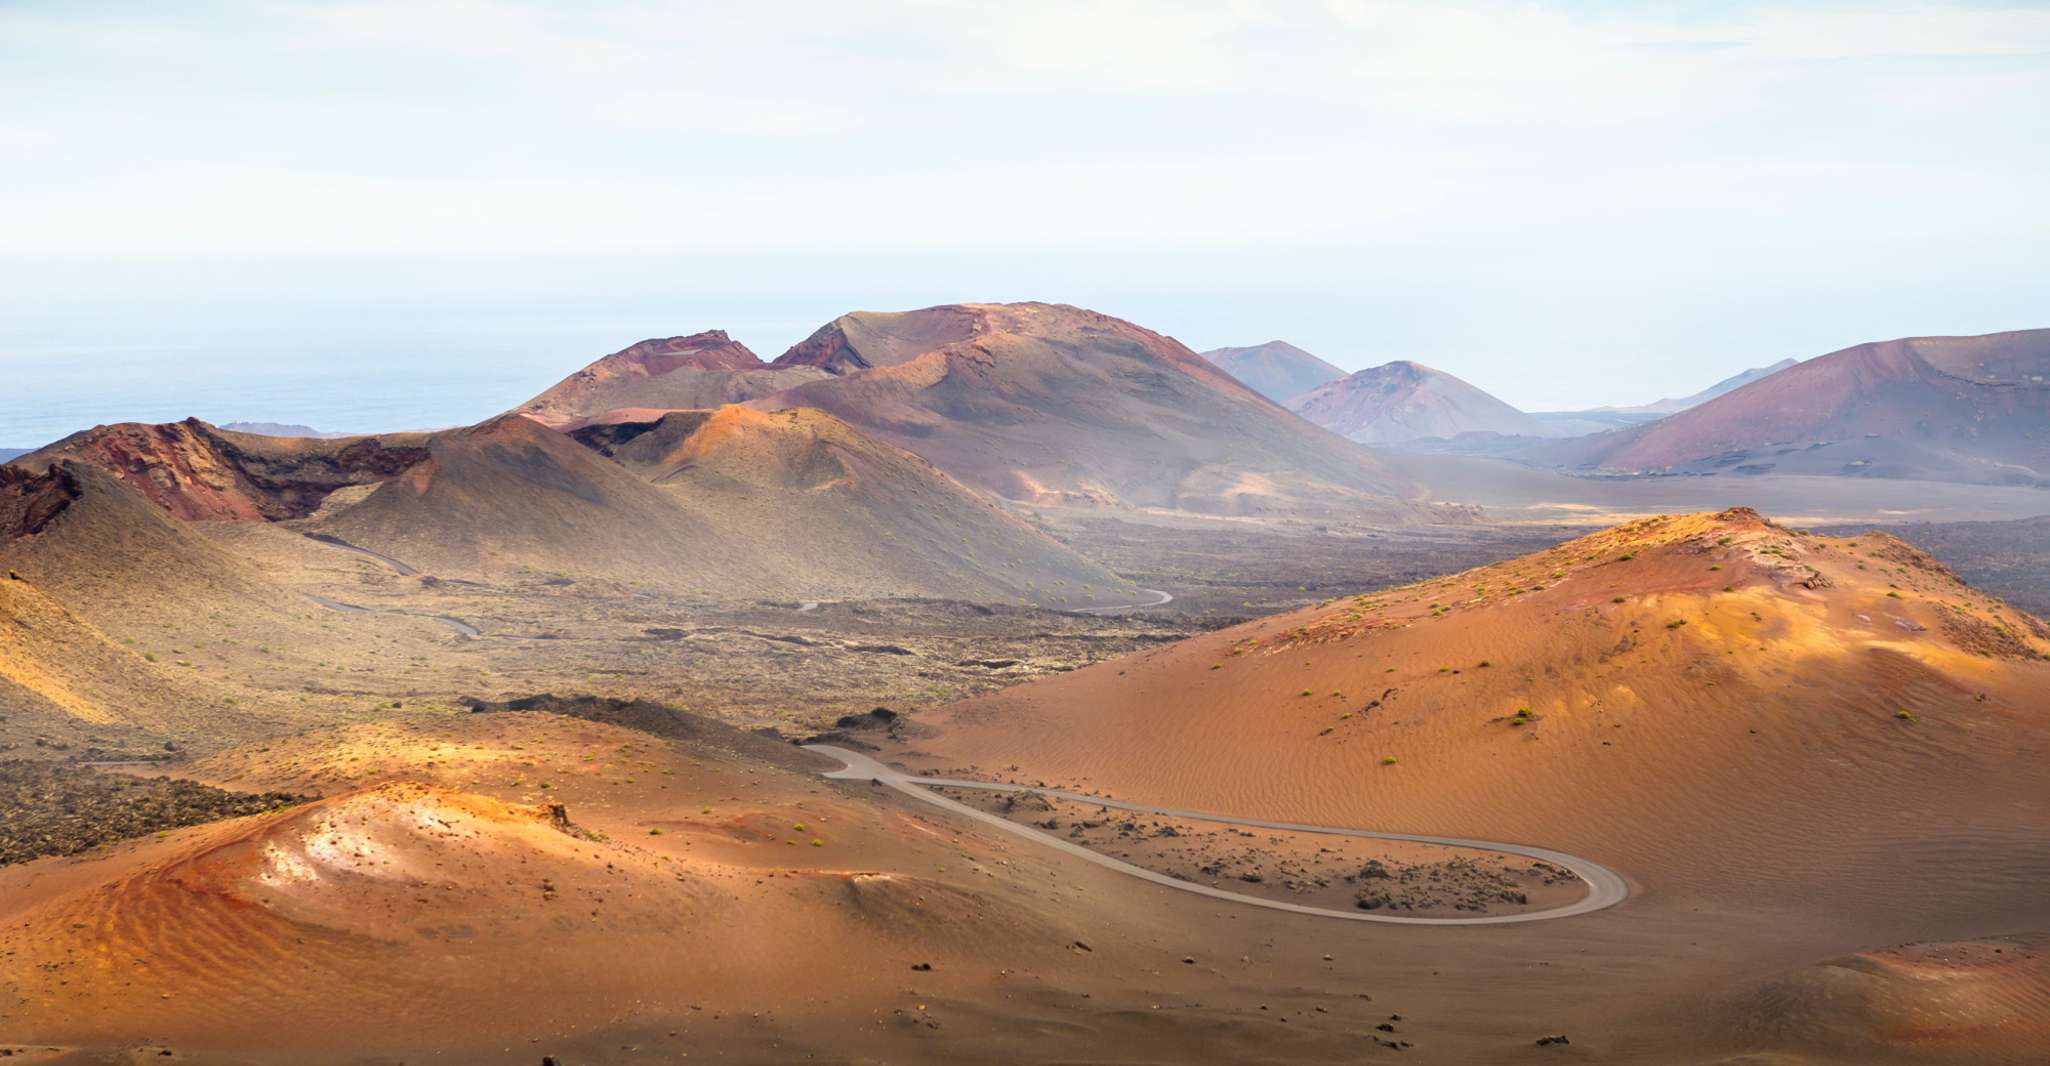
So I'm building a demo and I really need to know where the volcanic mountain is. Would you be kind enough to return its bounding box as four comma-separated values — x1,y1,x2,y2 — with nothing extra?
312,411,1132,605
569,406,1137,604
1562,329,2050,483
754,303,1430,519
516,331,828,429
1201,341,1347,403
0,461,307,739
1288,360,1547,445
0,461,289,614
9,418,429,522
306,415,800,597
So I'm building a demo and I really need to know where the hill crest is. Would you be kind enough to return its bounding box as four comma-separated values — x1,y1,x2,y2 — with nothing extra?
11,419,429,522
754,302,1434,520
1290,361,1546,445
517,332,827,429
1201,341,1348,404
1573,329,2050,482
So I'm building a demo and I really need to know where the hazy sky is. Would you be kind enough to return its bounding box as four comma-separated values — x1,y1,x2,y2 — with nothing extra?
4,1,2048,440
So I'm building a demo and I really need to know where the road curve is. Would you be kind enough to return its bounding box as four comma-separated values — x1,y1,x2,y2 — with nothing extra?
301,535,482,636
1075,587,1174,614
305,532,417,576
804,744,1627,926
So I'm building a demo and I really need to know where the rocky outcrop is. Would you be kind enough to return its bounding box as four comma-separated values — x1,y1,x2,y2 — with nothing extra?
12,419,428,522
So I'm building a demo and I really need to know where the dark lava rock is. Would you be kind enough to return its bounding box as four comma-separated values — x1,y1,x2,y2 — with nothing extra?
1,761,311,865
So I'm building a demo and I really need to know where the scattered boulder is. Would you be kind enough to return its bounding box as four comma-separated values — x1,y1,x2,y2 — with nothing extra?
1003,791,1056,815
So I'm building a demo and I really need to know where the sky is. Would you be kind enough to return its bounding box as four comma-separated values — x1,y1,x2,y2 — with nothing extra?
3,0,2048,442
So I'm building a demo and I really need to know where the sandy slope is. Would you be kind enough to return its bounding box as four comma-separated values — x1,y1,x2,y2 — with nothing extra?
0,574,191,736
0,461,478,746
899,507,2050,1060
915,509,2049,861
2,710,1539,1064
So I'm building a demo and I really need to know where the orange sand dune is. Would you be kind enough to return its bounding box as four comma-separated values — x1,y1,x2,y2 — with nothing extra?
913,507,2050,926
0,715,1093,1061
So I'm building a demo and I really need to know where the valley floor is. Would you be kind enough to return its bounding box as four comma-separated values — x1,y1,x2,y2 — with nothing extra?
3,506,2048,1064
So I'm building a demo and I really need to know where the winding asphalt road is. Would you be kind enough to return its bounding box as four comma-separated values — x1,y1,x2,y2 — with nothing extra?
305,532,417,576
1075,587,1174,614
301,537,480,637
804,744,1627,926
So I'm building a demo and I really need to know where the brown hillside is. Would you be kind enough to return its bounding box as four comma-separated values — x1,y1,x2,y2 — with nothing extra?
1202,340,1348,404
0,461,291,614
0,463,321,738
0,572,189,732
1572,329,2050,483
1290,360,1547,445
315,412,1131,606
572,406,1136,605
516,331,828,428
10,418,429,522
757,303,1435,520
311,414,782,594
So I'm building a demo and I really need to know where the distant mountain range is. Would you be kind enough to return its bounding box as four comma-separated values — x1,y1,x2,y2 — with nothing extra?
1199,341,1807,446
1602,359,1802,416
1,301,1474,616
1526,360,1799,436
10,315,2044,628
1197,327,2049,486
1550,329,2050,485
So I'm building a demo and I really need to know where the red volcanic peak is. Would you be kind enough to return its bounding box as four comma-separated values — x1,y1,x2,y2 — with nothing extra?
11,419,429,523
600,331,766,374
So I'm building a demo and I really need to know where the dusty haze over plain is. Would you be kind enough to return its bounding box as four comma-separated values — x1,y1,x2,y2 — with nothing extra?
3,1,2048,442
